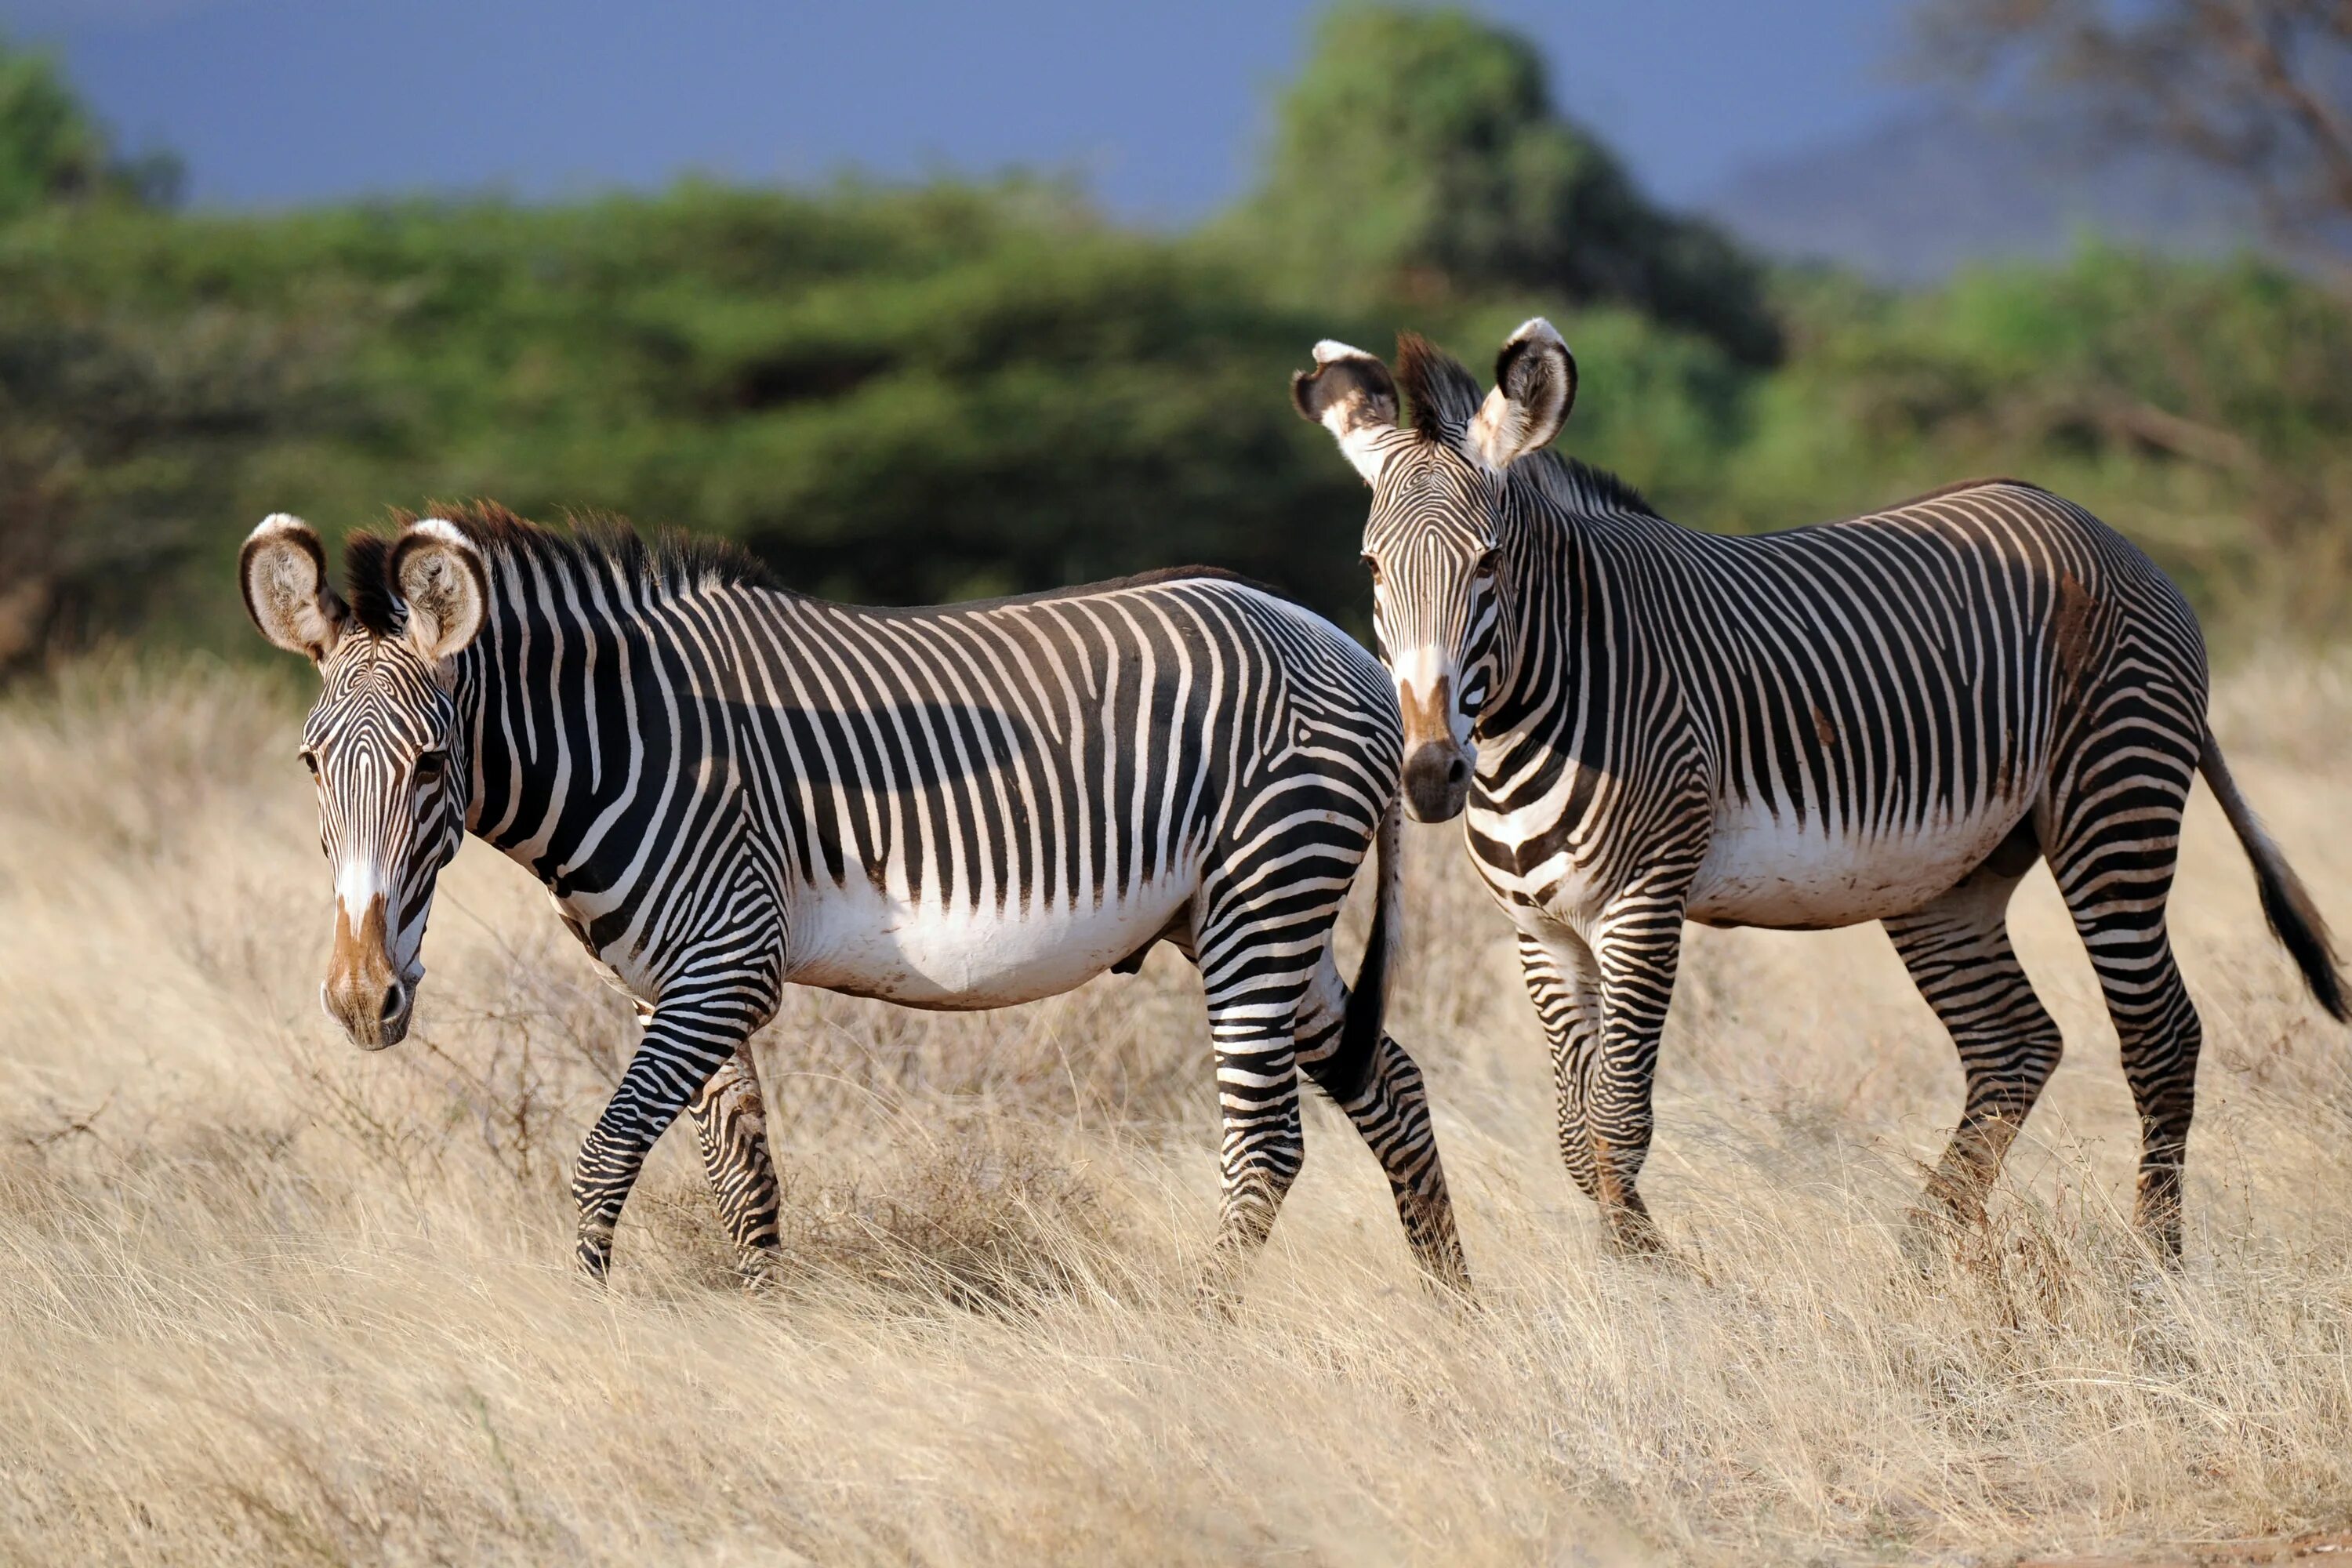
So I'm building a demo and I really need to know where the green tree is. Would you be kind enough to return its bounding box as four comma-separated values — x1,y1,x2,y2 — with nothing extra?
1229,3,1780,365
0,35,180,223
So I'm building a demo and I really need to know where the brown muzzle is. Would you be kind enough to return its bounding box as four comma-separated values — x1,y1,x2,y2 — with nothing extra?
1399,673,1472,822
322,895,411,1048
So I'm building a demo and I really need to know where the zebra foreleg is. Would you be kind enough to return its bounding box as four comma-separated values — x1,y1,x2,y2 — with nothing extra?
687,1044,784,1287
1294,967,1472,1296
573,984,769,1281
1513,924,1608,1208
1586,892,1690,1256
1883,857,2062,1257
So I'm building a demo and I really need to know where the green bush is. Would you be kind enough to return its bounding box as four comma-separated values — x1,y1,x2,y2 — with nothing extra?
3,16,2349,670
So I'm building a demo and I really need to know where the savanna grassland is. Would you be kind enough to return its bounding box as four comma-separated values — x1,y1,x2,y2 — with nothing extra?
2,655,2348,1566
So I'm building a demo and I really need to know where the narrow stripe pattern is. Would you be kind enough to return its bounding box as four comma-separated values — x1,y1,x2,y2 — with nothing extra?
1301,325,2343,1262
257,506,1468,1294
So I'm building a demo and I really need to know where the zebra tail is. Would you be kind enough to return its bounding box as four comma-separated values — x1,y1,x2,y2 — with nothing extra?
1338,793,1406,1078
2201,728,2348,1023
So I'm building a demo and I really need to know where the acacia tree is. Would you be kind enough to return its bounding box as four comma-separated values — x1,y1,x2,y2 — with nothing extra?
1916,0,2352,250
0,38,177,221
1230,3,1781,365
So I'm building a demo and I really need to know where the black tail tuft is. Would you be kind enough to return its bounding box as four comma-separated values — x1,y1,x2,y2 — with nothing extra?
2202,731,2349,1023
2255,860,2350,1023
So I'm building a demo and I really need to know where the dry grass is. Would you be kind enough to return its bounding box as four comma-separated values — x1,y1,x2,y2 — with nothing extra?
2,652,2350,1566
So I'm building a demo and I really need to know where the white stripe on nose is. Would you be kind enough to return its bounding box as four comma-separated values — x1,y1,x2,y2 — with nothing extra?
1391,644,1444,696
335,858,383,920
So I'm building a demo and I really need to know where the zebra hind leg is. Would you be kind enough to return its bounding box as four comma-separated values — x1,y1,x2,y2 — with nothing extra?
688,1043,785,1287
1295,964,1472,1297
1882,835,2062,1261
1189,922,1315,1312
2045,787,2201,1262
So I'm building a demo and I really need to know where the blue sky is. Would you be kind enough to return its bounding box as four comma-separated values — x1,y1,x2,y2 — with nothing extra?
2,0,1915,217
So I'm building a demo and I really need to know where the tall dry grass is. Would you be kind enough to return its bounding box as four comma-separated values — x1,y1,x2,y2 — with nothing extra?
2,653,2349,1566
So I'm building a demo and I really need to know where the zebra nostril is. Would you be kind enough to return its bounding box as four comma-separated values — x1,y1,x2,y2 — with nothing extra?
379,982,406,1022
1446,757,1468,787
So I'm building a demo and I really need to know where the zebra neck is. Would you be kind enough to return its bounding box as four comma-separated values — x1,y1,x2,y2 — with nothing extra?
455,554,717,891
1476,499,1647,782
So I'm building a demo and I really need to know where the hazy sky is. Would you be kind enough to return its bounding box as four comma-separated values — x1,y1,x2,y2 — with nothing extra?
2,0,1915,216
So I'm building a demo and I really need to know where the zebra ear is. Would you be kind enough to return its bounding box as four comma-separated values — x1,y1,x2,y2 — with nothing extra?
1292,339,1400,486
1467,318,1575,473
390,519,488,664
240,514,349,663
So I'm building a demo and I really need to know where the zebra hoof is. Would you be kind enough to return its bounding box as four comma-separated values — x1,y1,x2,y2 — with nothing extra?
1422,1259,1478,1308
736,1247,786,1294
1599,1209,1669,1260
1192,1261,1248,1320
574,1230,615,1285
1897,1208,1955,1275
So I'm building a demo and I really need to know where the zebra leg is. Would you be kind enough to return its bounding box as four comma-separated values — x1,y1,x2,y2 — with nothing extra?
1882,844,2062,1249
1191,924,1312,1308
687,1043,784,1286
1586,891,1690,1255
1294,956,1471,1295
2037,669,2204,1263
573,983,771,1281
1512,923,1607,1207
2098,926,2202,1264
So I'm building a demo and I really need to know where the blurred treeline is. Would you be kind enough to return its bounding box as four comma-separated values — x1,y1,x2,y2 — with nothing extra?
3,3,2348,669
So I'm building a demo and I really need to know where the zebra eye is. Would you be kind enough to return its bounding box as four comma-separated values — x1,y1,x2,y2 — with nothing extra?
414,750,448,780
1475,548,1500,575
1359,553,1382,582
298,749,319,777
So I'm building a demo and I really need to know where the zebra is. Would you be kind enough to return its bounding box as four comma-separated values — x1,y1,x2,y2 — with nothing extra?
1294,318,2346,1262
237,503,1470,1296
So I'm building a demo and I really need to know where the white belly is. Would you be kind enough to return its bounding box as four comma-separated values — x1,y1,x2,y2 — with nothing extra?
784,872,1195,1009
1687,797,2031,930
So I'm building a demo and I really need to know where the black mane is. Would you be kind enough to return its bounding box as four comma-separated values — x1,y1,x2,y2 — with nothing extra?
1538,455,1661,520
1392,334,1661,521
339,500,782,637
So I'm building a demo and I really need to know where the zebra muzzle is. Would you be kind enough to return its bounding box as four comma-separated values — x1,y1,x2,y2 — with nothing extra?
323,893,412,1049
1396,668,1473,822
1403,739,1472,822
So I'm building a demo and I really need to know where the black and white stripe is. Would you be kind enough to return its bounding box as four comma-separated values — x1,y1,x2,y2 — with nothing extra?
1298,319,2346,1261
241,505,1468,1294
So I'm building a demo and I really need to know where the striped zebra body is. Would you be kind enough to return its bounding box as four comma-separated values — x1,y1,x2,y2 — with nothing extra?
241,506,1468,1294
1297,321,2345,1261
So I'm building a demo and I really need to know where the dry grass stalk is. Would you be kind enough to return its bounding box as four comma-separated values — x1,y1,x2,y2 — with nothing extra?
1,656,2347,1564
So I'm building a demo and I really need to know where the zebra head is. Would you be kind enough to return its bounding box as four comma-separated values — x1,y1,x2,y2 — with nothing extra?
239,514,488,1049
1294,318,1577,821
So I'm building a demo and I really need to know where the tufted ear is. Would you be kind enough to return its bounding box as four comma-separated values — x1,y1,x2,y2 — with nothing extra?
1467,318,1576,473
1291,339,1401,486
388,518,488,664
240,514,349,662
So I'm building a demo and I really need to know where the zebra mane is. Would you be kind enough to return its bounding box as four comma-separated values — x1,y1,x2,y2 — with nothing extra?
341,532,403,637
339,501,782,637
1394,332,1485,447
1520,451,1661,521
1392,332,1661,521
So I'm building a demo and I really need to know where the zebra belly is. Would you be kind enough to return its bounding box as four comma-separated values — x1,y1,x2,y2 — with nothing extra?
1686,796,2034,930
783,873,1196,1010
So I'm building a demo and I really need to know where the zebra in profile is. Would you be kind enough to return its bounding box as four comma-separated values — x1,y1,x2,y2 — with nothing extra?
1294,319,2346,1262
238,503,1468,1294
